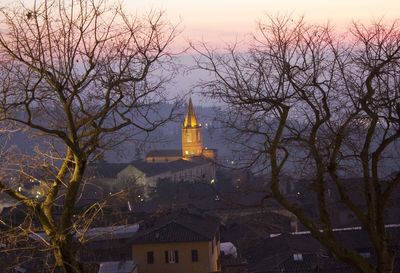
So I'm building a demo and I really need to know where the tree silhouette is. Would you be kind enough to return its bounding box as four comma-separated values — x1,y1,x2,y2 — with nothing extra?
194,16,400,273
0,0,179,272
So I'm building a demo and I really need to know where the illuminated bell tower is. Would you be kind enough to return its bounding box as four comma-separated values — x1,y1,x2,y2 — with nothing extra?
182,98,203,159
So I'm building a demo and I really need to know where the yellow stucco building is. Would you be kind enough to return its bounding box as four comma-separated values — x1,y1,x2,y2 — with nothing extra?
131,213,221,273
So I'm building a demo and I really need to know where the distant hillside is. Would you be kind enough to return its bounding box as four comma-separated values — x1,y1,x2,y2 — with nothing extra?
2,103,398,177
0,103,235,163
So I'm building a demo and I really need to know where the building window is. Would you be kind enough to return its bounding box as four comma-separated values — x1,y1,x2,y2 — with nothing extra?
147,251,154,264
165,250,179,264
191,249,198,262
359,252,371,259
293,253,303,261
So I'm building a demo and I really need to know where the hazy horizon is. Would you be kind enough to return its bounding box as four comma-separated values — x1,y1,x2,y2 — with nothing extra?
126,0,400,50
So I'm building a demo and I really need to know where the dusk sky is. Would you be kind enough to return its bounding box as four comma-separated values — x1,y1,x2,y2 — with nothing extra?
2,0,397,102
126,0,399,102
127,0,400,48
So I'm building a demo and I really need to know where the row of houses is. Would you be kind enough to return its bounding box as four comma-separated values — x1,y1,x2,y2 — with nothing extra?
2,209,399,273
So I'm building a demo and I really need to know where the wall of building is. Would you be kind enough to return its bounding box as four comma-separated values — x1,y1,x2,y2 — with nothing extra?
202,148,216,160
117,166,156,198
132,240,219,273
145,155,182,163
115,163,216,200
182,127,203,158
208,234,221,272
167,163,215,183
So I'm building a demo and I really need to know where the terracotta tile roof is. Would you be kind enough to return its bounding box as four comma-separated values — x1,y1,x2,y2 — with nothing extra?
131,212,219,244
247,226,400,273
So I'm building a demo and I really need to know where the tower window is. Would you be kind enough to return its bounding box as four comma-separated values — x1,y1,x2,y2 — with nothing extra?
185,151,189,155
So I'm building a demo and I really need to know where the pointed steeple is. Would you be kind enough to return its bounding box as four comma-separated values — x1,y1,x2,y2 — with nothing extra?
183,98,198,128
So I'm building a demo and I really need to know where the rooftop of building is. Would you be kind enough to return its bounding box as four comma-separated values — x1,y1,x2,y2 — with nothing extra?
89,162,130,178
88,156,212,179
183,97,199,128
245,225,400,273
131,212,220,244
30,223,141,244
145,149,182,158
130,157,211,177
98,260,136,273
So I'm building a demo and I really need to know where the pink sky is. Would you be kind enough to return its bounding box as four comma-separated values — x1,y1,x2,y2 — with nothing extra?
126,0,400,49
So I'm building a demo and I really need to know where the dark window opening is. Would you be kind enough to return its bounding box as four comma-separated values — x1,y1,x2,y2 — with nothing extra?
191,249,199,262
147,251,154,264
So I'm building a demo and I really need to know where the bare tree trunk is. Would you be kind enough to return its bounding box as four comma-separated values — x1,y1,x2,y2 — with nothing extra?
54,241,84,273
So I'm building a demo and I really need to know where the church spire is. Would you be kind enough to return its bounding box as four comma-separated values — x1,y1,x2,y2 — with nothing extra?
183,97,198,128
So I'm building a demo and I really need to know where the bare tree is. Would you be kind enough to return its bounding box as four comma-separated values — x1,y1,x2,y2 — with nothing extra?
0,0,179,272
193,17,400,273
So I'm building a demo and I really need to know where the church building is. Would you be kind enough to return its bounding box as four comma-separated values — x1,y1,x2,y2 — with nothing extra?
91,99,217,199
145,98,216,163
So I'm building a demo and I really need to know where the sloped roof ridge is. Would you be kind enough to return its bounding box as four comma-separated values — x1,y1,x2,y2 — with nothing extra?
169,219,211,240
173,213,219,235
132,213,219,243
132,220,210,243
